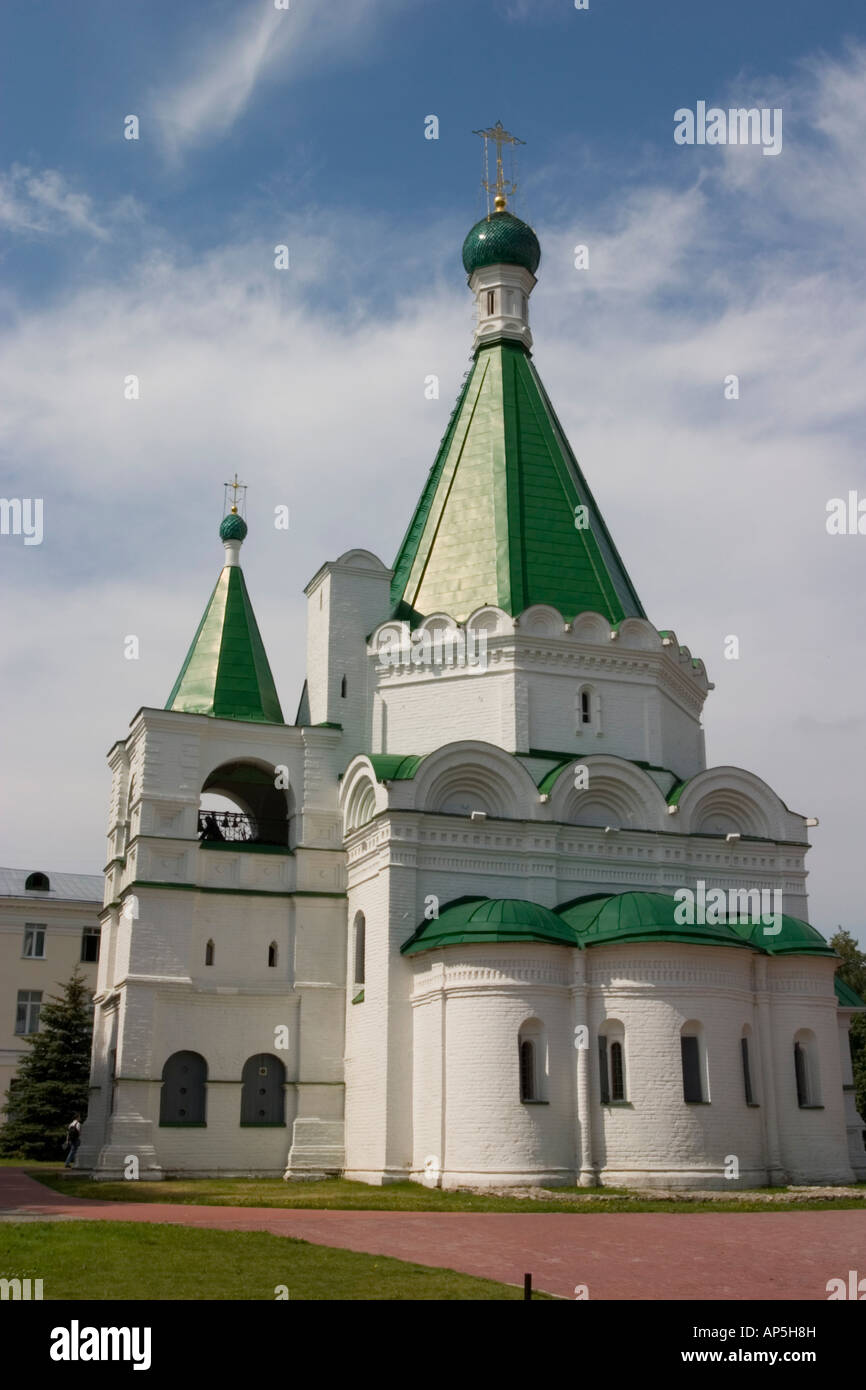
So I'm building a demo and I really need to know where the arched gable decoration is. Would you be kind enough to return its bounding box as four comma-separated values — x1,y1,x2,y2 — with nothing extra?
674,767,793,841
548,755,669,832
412,741,538,821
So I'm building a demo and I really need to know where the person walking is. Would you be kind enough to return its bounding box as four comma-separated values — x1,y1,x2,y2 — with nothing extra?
63,1115,82,1169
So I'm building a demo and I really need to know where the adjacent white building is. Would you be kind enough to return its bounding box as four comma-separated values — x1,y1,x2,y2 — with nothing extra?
0,867,102,1115
80,191,866,1189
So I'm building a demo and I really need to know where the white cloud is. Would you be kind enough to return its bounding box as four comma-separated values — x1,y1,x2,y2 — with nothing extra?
151,0,405,162
0,165,137,240
2,45,866,937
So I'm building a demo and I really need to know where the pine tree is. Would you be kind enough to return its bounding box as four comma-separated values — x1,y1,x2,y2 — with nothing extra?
0,968,93,1160
829,927,866,1126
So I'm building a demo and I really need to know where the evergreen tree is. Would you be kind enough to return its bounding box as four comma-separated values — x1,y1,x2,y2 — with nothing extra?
0,969,93,1160
829,927,866,1126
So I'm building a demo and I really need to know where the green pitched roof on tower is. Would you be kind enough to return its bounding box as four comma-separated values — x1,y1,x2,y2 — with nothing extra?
390,338,647,624
166,508,284,724
391,130,646,626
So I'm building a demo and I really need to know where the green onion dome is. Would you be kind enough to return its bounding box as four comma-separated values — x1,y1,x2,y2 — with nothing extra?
219,512,248,542
461,210,541,277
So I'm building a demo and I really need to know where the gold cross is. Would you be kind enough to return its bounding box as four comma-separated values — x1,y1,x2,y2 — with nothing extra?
224,472,247,515
472,120,525,211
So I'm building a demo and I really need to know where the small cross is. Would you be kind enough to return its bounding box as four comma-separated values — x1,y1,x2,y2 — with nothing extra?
472,120,525,210
224,472,247,515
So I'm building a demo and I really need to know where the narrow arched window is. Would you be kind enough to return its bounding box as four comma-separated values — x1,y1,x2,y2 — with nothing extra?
353,913,365,985
518,1018,546,1102
519,1040,536,1101
741,1032,755,1105
793,1030,821,1108
794,1042,808,1106
598,1035,610,1104
576,685,598,734
268,941,278,968
240,1054,286,1126
610,1040,625,1102
340,675,347,698
486,289,495,315
160,1051,207,1126
599,1023,626,1103
205,940,214,966
681,1025,705,1103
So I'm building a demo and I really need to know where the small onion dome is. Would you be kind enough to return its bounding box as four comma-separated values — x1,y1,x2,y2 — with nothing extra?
219,512,248,542
461,210,541,277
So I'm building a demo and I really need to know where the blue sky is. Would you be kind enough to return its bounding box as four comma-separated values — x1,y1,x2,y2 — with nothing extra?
1,0,865,941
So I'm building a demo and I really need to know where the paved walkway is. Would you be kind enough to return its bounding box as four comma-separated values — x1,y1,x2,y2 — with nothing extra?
1,1169,864,1299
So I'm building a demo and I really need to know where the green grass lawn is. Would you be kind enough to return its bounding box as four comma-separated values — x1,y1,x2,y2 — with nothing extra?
25,1170,866,1213
0,1219,548,1300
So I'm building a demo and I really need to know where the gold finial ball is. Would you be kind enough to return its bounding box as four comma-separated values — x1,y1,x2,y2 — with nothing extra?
230,504,238,514
493,193,507,212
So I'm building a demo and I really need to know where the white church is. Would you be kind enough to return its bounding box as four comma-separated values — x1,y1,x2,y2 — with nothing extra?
80,147,866,1190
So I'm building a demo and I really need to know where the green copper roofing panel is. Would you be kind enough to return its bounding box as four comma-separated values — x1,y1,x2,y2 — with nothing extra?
402,895,580,955
556,891,759,951
367,754,425,782
835,976,866,1008
391,340,646,624
166,565,284,724
729,913,836,957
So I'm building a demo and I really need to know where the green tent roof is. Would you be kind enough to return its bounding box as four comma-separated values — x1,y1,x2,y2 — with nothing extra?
402,896,579,955
166,563,284,724
390,339,646,625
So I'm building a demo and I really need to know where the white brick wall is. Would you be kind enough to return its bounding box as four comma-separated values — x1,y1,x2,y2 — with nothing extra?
84,558,863,1190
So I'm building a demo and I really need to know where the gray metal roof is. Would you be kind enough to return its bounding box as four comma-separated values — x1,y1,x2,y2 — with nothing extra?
0,867,103,902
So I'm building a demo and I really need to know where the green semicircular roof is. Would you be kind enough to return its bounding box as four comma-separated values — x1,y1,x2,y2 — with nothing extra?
166,565,284,724
727,912,836,957
555,890,762,951
402,896,580,955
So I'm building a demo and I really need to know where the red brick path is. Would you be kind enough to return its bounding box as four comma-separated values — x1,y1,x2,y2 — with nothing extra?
1,1169,864,1299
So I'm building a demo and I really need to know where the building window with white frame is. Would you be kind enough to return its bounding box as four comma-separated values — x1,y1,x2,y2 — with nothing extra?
23,925,46,959
15,990,42,1035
